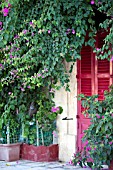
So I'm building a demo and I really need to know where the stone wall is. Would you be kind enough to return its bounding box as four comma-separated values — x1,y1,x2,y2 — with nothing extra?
54,62,77,162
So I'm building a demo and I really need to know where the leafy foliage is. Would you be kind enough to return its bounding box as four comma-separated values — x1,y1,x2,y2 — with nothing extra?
0,0,112,144
71,86,113,169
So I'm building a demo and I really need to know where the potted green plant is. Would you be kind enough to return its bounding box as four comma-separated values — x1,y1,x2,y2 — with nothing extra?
20,92,63,162
0,115,21,162
70,85,113,170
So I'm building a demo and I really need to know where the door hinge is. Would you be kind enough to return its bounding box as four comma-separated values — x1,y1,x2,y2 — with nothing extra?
76,115,79,118
77,146,79,151
76,75,79,79
78,123,79,129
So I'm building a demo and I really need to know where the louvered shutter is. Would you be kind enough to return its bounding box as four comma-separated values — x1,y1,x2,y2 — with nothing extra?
77,46,93,151
77,30,113,151
95,32,112,100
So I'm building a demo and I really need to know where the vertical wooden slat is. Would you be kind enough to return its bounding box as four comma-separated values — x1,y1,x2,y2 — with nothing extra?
110,60,113,85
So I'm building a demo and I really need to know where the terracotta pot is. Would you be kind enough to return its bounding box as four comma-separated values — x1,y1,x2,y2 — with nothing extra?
0,143,21,162
20,143,59,162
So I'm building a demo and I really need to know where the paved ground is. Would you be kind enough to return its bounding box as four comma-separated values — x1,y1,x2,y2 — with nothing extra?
0,160,109,170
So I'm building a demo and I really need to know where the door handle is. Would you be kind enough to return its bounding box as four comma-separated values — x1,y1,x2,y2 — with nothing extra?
62,117,73,120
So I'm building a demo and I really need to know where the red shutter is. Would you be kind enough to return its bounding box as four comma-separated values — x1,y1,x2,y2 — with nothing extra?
77,46,93,151
95,32,112,100
77,30,113,151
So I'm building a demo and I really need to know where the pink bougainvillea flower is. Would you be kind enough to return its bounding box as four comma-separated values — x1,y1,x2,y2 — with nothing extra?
8,92,12,95
16,48,19,51
31,32,34,36
44,68,48,72
51,106,59,112
2,7,9,16
8,3,11,7
110,56,113,61
67,28,70,32
72,29,75,34
0,64,2,67
23,30,27,34
96,48,100,51
85,140,88,145
49,88,55,93
27,85,31,88
10,55,13,58
96,114,100,119
102,116,104,119
109,142,112,145
10,71,14,75
21,88,25,91
98,1,102,4
106,135,109,138
37,73,41,77
66,28,71,34
14,35,19,39
2,8,9,13
111,114,113,117
0,22,2,26
10,48,14,52
29,21,33,26
52,131,57,137
86,146,91,151
68,160,74,165
3,12,8,16
91,0,95,4
48,30,51,34
83,166,87,168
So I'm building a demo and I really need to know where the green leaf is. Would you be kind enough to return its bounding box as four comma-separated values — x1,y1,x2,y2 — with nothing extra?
98,106,102,113
87,162,93,168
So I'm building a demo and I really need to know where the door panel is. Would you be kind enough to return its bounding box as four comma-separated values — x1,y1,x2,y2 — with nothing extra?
77,31,112,151
77,46,93,151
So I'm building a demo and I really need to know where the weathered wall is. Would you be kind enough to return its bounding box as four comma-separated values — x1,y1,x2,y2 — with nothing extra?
54,62,77,162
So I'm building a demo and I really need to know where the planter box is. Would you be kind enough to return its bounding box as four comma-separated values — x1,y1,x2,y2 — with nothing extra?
0,143,21,162
20,143,59,162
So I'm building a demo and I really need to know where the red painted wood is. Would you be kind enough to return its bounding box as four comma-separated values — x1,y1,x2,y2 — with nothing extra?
77,45,93,151
77,31,113,151
20,143,59,162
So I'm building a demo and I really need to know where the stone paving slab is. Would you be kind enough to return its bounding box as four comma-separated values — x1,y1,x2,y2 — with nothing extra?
0,160,109,170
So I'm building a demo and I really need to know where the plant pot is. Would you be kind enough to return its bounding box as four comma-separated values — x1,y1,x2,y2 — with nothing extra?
0,143,21,162
20,143,59,162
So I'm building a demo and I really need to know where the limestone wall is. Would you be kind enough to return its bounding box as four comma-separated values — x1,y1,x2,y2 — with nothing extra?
54,62,77,162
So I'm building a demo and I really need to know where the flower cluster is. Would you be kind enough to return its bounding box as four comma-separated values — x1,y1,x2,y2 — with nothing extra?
2,3,11,17
51,106,59,112
66,29,75,35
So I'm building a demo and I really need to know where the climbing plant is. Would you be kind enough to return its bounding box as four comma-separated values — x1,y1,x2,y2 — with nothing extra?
0,0,113,86
0,0,112,142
